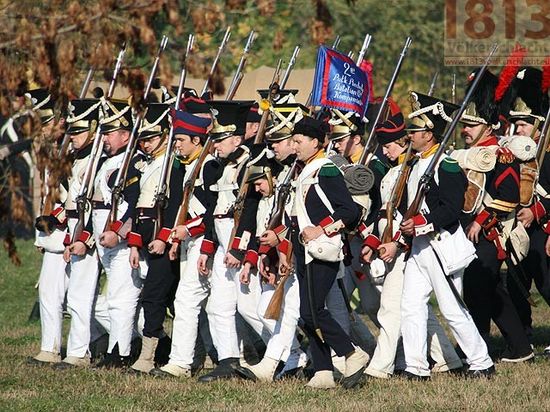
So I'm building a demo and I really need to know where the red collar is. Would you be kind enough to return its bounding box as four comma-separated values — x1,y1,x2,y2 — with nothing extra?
476,135,498,147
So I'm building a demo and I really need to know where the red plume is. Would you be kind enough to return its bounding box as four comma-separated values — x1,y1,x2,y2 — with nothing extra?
542,56,550,94
495,44,527,102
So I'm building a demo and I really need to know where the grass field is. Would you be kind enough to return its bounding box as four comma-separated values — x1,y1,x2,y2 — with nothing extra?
2,239,550,411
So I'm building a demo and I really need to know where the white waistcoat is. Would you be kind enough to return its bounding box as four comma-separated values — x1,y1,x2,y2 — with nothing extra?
210,149,249,216
92,152,128,217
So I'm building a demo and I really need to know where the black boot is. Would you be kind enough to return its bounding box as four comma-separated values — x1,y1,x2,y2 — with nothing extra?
154,335,172,366
198,358,239,383
93,344,130,370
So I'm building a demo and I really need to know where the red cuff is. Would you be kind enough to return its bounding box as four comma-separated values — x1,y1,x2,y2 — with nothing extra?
363,234,381,250
127,232,143,248
391,230,402,242
531,201,546,222
319,216,335,229
244,250,259,268
188,223,206,237
543,223,550,235
474,209,492,226
258,244,271,254
231,237,242,251
272,225,287,241
78,230,92,245
51,206,66,224
357,222,370,240
200,239,216,255
156,227,171,243
412,214,428,227
110,220,123,234
278,238,290,255
63,233,71,247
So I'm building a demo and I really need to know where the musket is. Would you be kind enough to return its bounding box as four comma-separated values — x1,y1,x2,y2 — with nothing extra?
355,33,372,65
58,66,96,157
200,27,231,97
358,37,413,166
174,138,213,228
225,30,255,100
263,159,298,320
380,141,414,250
451,72,457,104
37,65,100,233
499,224,537,307
105,35,168,230
536,99,550,167
71,45,127,243
332,35,341,50
254,60,282,144
280,45,300,89
449,72,458,148
427,69,439,97
227,62,282,248
403,44,498,222
152,34,194,237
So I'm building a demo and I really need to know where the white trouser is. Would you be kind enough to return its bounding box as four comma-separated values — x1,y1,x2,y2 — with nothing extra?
169,236,210,368
257,273,303,366
93,210,143,356
366,253,462,378
93,293,145,340
206,218,269,360
38,250,69,353
344,237,382,327
401,235,494,376
65,218,101,358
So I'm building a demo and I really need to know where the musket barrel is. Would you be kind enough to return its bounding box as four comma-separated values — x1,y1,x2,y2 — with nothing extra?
226,30,255,99
108,36,169,224
423,43,498,178
332,35,341,50
427,69,439,97
107,44,127,98
153,34,195,235
404,43,498,220
280,46,300,89
356,33,372,65
359,36,413,165
536,98,550,166
201,27,231,96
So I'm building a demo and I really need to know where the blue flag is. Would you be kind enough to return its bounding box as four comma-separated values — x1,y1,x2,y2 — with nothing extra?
311,46,370,116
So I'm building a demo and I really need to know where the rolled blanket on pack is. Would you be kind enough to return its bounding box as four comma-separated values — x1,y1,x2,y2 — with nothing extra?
344,164,374,195
500,135,537,161
450,147,496,172
328,154,375,194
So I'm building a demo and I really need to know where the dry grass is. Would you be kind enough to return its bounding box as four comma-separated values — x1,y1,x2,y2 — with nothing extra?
2,240,550,411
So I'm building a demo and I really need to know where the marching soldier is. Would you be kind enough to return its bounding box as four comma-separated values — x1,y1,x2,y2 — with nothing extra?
235,108,309,382
328,108,386,327
28,89,70,365
361,109,463,379
56,97,103,368
76,98,142,368
505,66,550,354
399,92,494,379
196,100,269,382
289,116,368,389
127,102,181,373
459,70,534,362
151,101,218,378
